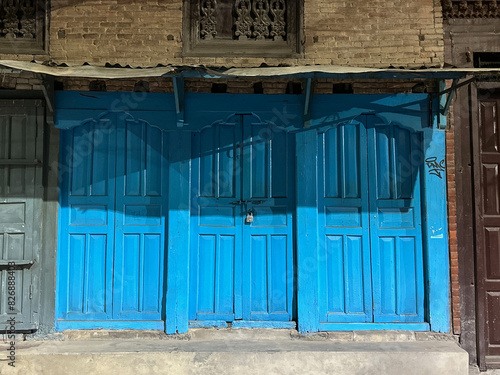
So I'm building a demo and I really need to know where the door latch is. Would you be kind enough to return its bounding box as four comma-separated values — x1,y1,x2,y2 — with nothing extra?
245,210,254,223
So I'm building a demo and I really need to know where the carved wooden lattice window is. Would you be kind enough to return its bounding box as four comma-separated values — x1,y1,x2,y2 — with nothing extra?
185,0,301,56
0,0,46,53
442,0,500,18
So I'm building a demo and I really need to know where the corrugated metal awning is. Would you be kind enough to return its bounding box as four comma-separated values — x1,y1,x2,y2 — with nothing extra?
0,60,176,78
1,60,499,80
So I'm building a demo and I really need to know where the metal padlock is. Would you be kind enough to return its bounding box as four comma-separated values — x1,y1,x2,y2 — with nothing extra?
245,210,254,223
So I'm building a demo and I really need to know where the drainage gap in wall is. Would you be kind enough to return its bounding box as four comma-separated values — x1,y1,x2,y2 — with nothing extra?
332,83,353,94
253,82,264,94
89,80,107,92
211,83,227,93
286,81,302,94
134,81,150,92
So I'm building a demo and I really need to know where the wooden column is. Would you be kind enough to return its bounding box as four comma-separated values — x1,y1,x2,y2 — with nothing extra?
165,131,191,334
296,129,320,333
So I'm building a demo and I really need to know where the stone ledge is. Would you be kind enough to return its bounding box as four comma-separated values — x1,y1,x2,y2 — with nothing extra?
1,339,468,375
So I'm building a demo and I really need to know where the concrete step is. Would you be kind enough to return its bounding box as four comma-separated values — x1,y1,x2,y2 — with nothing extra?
2,330,468,375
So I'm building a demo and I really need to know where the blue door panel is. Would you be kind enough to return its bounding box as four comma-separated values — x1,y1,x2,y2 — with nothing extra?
243,120,294,322
367,116,424,323
58,114,167,323
59,118,116,320
190,121,241,321
190,115,294,323
318,121,373,323
197,235,217,314
114,119,168,320
318,115,425,324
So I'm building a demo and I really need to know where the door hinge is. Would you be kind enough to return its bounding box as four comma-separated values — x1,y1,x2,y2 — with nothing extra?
29,285,33,299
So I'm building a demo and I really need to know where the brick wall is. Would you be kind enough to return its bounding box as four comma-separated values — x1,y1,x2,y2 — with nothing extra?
0,72,43,90
48,0,444,68
313,79,439,94
446,98,460,335
57,77,174,92
55,78,440,94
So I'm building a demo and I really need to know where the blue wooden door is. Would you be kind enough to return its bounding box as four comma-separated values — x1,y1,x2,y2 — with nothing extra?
367,116,424,322
58,114,167,323
317,119,373,322
190,115,295,323
59,117,116,320
113,119,168,320
318,115,424,324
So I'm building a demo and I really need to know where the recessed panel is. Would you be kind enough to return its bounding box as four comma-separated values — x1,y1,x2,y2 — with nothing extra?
396,237,418,315
324,129,340,198
375,127,391,199
145,125,163,197
124,205,161,226
125,121,143,197
86,235,106,313
68,234,85,313
5,233,25,259
486,227,500,280
483,164,500,216
271,130,287,198
199,206,235,227
342,124,360,199
122,234,140,312
481,102,499,153
217,235,235,314
142,234,162,312
0,203,25,224
326,235,344,314
251,206,287,227
198,235,216,313
377,237,397,315
251,235,268,313
325,206,361,227
70,205,107,226
378,208,414,228
250,126,269,199
269,235,287,313
488,292,500,345
344,236,364,314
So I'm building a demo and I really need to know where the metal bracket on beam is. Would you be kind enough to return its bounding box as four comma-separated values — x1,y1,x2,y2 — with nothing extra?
303,78,312,128
40,74,55,126
440,78,458,118
436,76,476,118
173,76,186,128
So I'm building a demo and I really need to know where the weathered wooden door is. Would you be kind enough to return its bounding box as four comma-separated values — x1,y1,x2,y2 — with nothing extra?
0,100,43,331
189,115,295,323
58,114,168,323
475,93,500,364
318,115,424,325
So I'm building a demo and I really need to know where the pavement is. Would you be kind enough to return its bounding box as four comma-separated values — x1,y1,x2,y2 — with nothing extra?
0,329,469,375
470,366,500,374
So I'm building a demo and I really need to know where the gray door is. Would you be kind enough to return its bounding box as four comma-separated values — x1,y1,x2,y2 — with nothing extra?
0,100,44,331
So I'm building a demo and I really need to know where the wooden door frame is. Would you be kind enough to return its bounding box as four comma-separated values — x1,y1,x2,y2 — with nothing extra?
454,82,478,365
471,84,500,370
471,84,486,370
